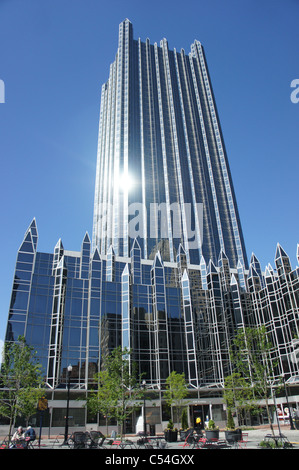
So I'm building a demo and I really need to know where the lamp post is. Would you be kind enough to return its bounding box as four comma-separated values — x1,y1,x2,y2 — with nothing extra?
281,373,295,430
142,380,147,437
62,364,72,445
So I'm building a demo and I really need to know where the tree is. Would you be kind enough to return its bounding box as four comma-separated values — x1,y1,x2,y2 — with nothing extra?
226,407,235,430
0,336,45,438
17,388,46,428
230,326,278,435
223,372,256,428
87,347,143,437
164,371,189,428
181,407,188,430
87,369,119,436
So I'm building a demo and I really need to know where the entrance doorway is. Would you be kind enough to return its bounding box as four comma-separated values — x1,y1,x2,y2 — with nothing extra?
191,405,210,430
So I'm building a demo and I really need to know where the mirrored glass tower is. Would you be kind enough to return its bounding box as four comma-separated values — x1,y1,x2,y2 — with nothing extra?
92,19,248,269
4,19,299,433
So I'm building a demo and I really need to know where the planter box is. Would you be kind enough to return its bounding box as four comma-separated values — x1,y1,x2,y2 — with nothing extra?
164,430,178,442
225,429,242,443
205,429,219,440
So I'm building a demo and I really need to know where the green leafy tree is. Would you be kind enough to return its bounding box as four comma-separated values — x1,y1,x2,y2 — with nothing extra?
18,388,46,428
0,336,45,439
87,347,143,437
181,408,188,430
223,372,256,428
226,407,235,430
87,369,119,436
230,326,278,435
164,371,189,428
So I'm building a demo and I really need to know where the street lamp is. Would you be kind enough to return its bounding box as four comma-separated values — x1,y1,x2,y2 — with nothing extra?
62,364,72,445
142,380,147,437
281,373,295,430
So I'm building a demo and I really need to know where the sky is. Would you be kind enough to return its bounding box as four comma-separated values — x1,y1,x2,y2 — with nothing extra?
0,0,298,349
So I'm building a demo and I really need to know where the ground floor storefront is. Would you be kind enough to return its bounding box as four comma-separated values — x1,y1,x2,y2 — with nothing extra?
2,388,299,438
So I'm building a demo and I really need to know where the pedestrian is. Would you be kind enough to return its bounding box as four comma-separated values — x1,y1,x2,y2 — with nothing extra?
196,416,202,430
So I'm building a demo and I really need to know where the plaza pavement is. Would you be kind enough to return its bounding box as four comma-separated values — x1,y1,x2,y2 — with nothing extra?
5,424,298,450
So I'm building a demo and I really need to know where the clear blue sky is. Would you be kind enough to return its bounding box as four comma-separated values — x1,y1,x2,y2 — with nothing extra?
0,0,298,348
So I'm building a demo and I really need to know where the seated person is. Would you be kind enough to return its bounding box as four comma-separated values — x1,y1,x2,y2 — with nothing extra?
24,426,36,446
11,426,25,448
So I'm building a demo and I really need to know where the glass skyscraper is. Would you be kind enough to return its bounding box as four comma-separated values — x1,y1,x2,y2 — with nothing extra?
92,19,247,269
3,20,299,433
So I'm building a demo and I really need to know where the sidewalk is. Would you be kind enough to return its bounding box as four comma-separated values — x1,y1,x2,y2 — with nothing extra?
9,424,298,450
233,425,299,449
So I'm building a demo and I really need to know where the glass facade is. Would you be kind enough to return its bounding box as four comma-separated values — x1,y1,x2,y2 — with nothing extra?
4,20,299,430
92,19,248,269
6,220,299,394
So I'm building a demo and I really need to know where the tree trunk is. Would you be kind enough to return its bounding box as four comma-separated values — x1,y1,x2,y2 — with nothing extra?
105,416,109,437
265,396,275,436
8,418,13,441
